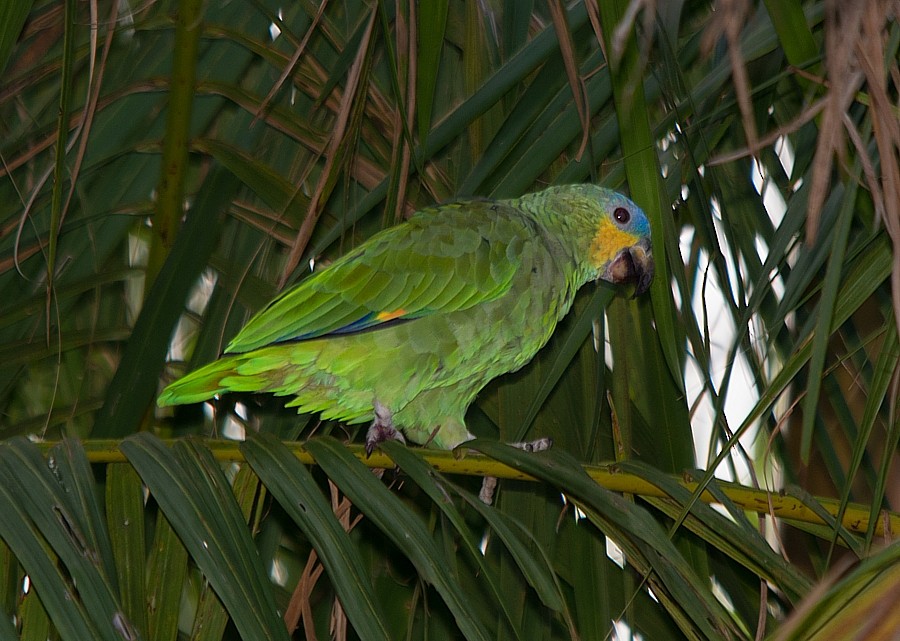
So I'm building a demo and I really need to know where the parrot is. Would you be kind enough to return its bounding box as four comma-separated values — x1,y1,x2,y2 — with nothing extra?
157,184,654,453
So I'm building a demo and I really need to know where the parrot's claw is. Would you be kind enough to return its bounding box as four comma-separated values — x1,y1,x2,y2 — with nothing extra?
365,401,406,457
479,476,498,504
509,437,553,453
479,437,554,504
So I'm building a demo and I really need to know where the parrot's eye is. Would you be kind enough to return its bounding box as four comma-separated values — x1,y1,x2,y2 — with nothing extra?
613,207,631,225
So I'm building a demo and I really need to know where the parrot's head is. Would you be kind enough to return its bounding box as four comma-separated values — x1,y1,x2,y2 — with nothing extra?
583,188,654,296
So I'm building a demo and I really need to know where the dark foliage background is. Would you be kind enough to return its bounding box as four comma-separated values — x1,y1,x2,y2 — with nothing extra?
0,1,898,639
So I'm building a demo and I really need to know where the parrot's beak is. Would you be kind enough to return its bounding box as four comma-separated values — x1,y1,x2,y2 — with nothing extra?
603,237,654,297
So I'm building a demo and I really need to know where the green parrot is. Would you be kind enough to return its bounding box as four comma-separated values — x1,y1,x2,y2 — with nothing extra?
157,184,653,452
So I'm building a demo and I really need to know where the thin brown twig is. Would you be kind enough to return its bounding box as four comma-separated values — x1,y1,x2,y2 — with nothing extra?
278,7,377,288
392,0,416,223
856,2,900,339
254,0,330,125
806,0,865,241
701,0,758,156
708,98,827,166
547,0,590,160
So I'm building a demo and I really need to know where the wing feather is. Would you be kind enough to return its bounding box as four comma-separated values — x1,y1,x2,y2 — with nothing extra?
225,200,527,353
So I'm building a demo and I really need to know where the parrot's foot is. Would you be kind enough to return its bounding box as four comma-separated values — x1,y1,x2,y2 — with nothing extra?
478,437,554,505
365,401,406,457
508,437,554,453
478,476,498,504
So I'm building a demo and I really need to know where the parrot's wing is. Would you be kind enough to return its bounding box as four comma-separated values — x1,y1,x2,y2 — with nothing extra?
225,200,529,353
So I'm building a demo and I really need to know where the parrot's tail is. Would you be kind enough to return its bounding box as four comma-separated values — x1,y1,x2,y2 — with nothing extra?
157,355,244,407
157,345,305,407
157,344,375,424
